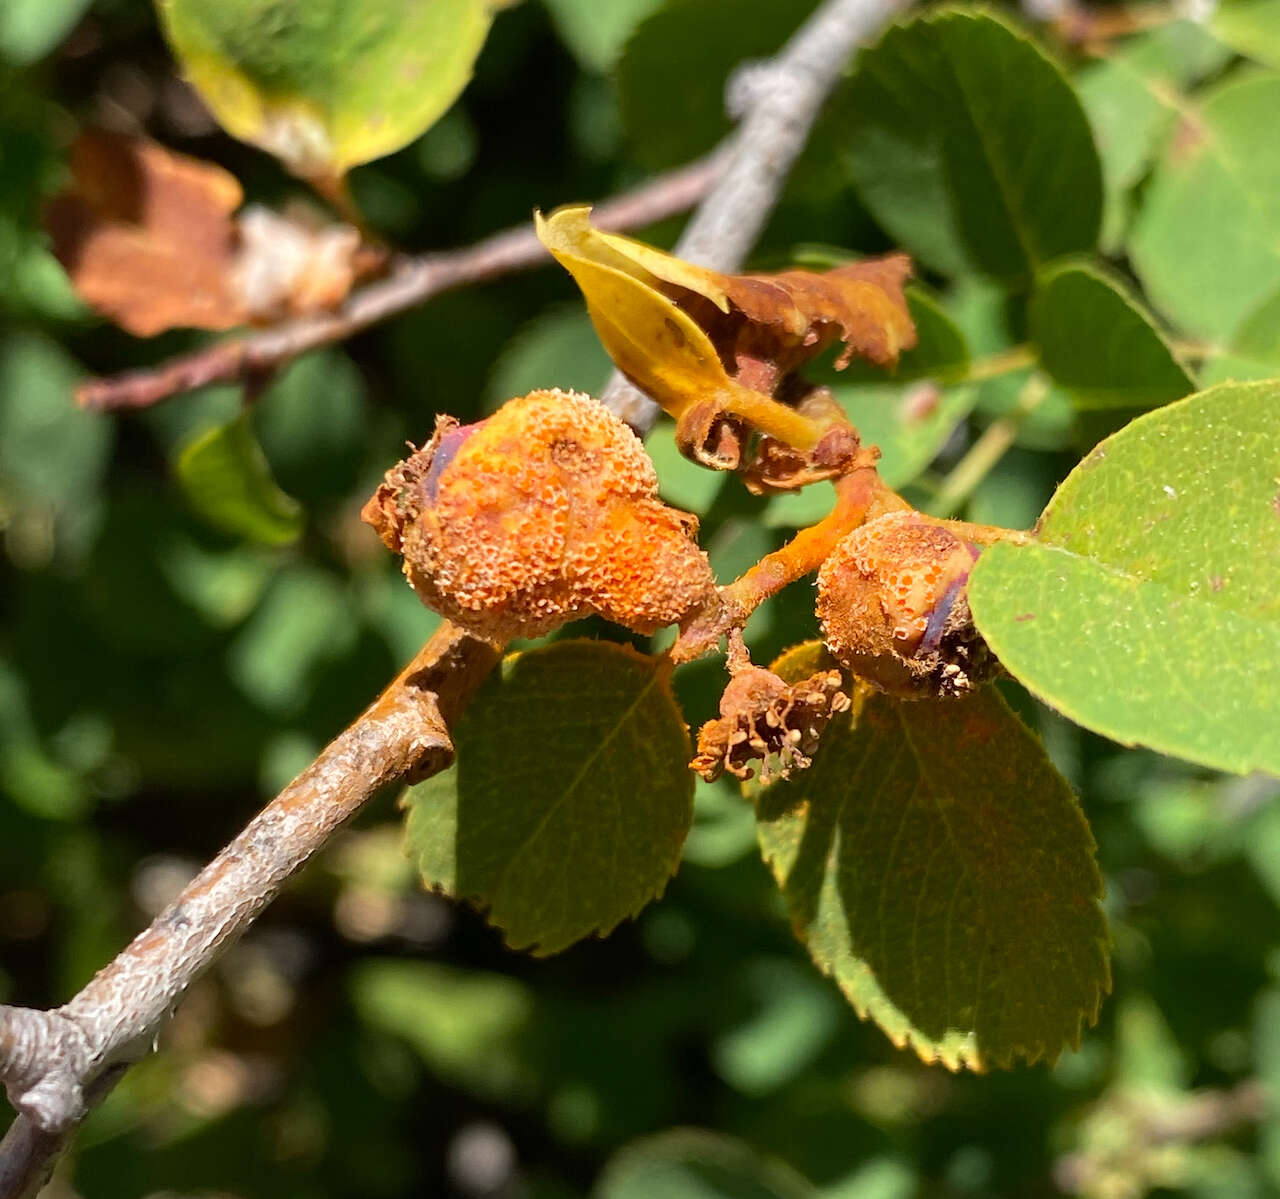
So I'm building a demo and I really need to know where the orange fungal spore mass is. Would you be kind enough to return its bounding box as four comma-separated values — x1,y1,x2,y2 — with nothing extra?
362,389,717,645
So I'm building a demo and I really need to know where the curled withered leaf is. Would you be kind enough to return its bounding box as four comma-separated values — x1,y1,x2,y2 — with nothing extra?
692,664,851,784
536,205,916,485
45,129,245,336
45,130,382,337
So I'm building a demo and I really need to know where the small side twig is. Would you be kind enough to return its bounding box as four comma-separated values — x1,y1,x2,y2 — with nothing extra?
76,153,723,412
0,623,499,1199
601,0,911,434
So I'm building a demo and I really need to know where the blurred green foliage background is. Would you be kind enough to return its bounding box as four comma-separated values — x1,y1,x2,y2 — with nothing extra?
2,1,1279,1196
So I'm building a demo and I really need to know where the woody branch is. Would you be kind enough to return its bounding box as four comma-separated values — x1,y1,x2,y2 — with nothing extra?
0,0,906,1192
76,153,722,412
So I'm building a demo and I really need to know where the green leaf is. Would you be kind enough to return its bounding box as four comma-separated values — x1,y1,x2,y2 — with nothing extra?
1130,72,1280,343
754,645,1109,1070
948,276,1079,451
596,1130,814,1199
967,446,1060,532
175,411,304,545
1030,262,1194,410
156,0,509,177
542,0,664,73
617,0,817,170
486,305,612,408
1232,287,1280,364
0,333,111,516
227,566,356,714
968,381,1280,776
1075,20,1233,251
842,8,1101,282
0,0,91,64
766,385,977,527
405,640,694,955
1212,0,1280,70
1199,286,1280,385
709,957,840,1095
253,348,367,503
351,960,537,1102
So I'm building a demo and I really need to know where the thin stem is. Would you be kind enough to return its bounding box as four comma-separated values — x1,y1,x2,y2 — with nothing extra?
933,373,1050,516
1171,338,1217,363
726,465,885,611
307,172,374,239
671,464,887,663
77,154,724,412
960,344,1035,384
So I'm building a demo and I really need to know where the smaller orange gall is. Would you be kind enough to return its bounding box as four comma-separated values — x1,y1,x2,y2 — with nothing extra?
816,512,996,699
362,389,718,646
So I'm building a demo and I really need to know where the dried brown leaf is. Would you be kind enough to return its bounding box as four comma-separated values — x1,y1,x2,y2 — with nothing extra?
45,130,246,336
692,663,851,783
45,130,381,337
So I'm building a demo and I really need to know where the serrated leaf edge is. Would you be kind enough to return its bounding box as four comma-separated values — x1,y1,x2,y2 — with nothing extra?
403,639,694,957
752,668,1110,1071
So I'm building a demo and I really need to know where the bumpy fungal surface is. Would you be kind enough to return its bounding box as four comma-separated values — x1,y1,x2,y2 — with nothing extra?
362,389,718,645
816,512,997,699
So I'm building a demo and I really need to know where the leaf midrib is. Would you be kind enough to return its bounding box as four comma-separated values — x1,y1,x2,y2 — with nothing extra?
936,20,1037,274
488,664,664,912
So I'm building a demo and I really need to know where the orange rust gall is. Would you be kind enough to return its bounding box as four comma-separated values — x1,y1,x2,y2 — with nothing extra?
816,512,996,699
362,389,717,645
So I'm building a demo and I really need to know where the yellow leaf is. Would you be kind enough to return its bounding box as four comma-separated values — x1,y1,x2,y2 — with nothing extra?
157,0,510,178
535,207,744,423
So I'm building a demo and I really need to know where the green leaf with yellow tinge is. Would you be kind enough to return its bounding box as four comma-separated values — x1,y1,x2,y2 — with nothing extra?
752,643,1108,1070
535,206,743,425
156,0,511,177
175,411,303,545
404,640,694,955
969,382,1280,776
1212,0,1280,70
535,205,916,441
